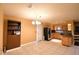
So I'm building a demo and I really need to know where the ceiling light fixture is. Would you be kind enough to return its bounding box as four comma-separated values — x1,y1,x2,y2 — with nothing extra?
32,16,41,25
28,3,32,8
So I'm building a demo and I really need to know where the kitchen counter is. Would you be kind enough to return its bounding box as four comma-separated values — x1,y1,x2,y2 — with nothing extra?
61,35,73,47
51,32,73,47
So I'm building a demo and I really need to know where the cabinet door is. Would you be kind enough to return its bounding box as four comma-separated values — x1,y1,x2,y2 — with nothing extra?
6,35,20,50
62,37,72,46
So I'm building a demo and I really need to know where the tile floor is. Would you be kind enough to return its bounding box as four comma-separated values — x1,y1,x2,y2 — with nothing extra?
4,40,79,55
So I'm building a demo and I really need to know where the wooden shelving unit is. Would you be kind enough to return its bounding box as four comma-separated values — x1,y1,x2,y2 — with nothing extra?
8,20,21,35
3,20,21,51
73,21,79,46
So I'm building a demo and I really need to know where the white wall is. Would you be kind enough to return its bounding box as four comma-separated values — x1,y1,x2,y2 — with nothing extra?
36,24,43,42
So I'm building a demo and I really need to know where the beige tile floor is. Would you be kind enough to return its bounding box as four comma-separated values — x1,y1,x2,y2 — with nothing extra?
4,40,79,55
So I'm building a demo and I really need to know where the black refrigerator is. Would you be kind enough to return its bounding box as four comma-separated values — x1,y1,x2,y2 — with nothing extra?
44,27,51,41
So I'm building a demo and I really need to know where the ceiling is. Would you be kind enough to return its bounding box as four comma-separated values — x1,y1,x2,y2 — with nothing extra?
2,3,79,24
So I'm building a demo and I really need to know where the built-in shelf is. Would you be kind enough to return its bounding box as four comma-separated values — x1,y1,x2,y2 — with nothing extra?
74,35,79,36
7,20,21,50
73,21,79,46
8,20,21,35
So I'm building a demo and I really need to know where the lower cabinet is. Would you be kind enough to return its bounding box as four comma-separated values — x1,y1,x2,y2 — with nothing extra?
7,35,20,50
62,36,73,47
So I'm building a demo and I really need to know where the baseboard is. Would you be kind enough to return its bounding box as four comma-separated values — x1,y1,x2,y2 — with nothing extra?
6,41,36,52
21,41,36,47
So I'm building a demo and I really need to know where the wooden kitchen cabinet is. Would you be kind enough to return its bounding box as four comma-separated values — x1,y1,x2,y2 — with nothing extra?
7,35,20,50
51,33,62,39
62,36,73,47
